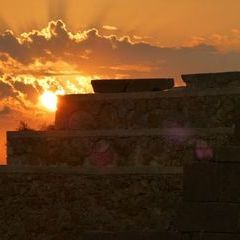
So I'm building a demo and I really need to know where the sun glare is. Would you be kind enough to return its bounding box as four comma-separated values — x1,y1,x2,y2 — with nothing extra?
40,91,58,112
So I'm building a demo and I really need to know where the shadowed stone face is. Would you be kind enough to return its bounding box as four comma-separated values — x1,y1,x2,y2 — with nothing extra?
68,111,96,130
91,78,174,93
182,72,240,89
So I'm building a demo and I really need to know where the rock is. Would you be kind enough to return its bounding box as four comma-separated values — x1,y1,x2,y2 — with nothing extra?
91,78,174,93
182,72,240,89
68,110,96,130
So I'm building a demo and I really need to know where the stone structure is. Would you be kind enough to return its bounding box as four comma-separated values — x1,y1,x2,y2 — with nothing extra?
182,71,240,89
2,73,240,239
91,78,174,93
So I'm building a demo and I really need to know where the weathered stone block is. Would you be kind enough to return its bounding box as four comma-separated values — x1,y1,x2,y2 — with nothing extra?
184,162,240,203
179,202,239,232
91,79,174,93
218,163,240,202
183,163,219,202
182,72,240,89
193,233,240,240
215,146,240,162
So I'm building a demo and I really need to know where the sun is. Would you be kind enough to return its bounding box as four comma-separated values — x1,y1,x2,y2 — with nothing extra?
40,91,58,112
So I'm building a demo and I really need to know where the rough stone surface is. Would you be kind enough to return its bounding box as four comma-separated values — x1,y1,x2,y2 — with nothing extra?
182,72,240,89
91,79,174,93
193,233,240,240
184,162,240,203
0,167,182,240
55,88,240,130
7,129,231,166
183,163,219,202
179,202,239,232
182,159,240,238
214,146,240,162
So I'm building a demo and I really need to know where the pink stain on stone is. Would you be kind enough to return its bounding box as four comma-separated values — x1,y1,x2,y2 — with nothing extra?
89,140,114,167
195,140,214,161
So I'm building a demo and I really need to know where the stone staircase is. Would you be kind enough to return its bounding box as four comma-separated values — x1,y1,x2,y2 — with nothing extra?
2,73,240,239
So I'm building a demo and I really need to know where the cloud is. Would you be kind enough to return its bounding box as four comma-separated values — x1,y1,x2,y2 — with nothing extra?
0,106,12,116
0,20,240,81
102,25,118,31
0,80,15,100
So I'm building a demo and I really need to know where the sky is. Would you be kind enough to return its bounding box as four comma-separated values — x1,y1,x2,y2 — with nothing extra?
1,0,240,163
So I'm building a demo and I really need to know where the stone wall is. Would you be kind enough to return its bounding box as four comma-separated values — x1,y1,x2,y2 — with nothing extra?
55,88,240,130
4,75,240,239
0,166,182,240
182,72,240,89
7,128,232,166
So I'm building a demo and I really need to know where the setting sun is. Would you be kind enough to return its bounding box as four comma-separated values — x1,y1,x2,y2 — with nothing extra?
40,91,58,112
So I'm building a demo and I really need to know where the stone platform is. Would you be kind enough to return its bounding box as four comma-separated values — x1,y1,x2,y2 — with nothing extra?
7,128,232,167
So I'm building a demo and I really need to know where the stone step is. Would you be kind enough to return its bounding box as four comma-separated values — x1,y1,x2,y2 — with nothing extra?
49,231,181,240
7,128,232,166
0,166,182,238
55,88,240,130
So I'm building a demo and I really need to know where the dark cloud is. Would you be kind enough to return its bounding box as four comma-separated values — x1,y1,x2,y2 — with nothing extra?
13,81,39,102
0,80,15,100
0,20,240,81
0,106,12,116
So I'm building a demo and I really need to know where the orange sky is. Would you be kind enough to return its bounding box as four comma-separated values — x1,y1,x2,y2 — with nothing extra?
1,0,240,164
1,0,240,47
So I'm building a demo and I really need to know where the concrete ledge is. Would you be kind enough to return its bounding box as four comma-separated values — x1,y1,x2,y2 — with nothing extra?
0,166,183,175
64,231,181,240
